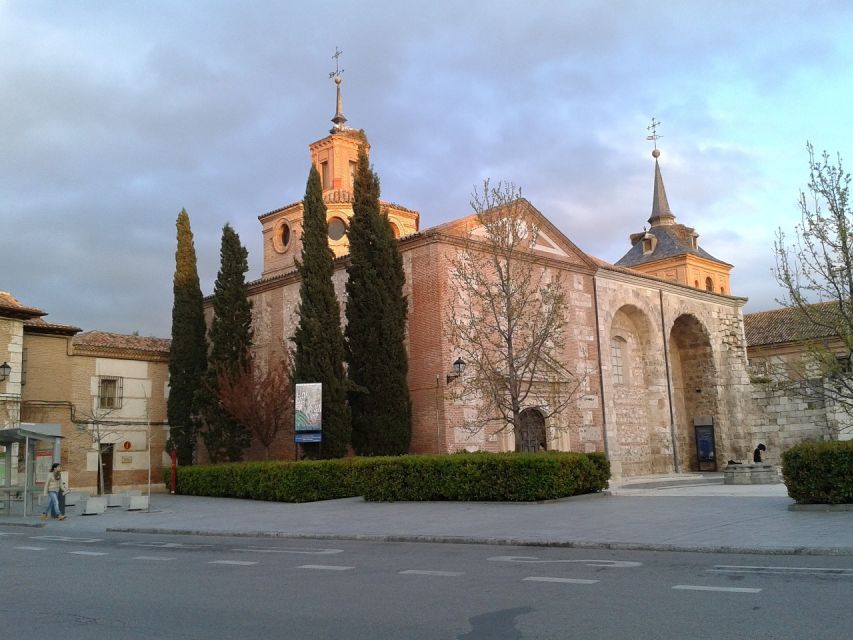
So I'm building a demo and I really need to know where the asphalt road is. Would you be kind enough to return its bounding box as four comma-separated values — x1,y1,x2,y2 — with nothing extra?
1,529,851,639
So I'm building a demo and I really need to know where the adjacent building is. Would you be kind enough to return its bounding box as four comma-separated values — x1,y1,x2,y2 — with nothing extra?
1,292,170,493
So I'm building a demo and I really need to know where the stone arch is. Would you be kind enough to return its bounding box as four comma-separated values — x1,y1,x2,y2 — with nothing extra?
515,408,546,452
668,313,718,471
608,305,671,475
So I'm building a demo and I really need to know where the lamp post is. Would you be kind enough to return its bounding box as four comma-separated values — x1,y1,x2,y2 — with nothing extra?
0,362,10,382
446,358,466,384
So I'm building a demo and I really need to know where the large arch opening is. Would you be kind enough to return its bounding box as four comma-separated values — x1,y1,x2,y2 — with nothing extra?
515,408,546,452
609,305,670,476
669,314,718,472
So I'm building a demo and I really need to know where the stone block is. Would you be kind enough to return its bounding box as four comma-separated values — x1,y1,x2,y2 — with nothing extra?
723,463,781,485
80,497,106,515
127,495,149,511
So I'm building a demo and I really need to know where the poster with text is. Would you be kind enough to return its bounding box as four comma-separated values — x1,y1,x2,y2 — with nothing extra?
295,383,322,432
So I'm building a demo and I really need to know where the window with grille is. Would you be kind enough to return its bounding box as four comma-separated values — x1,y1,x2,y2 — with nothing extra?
98,376,123,410
611,337,626,386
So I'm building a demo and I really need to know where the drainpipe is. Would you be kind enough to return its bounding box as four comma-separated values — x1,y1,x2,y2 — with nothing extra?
660,289,679,472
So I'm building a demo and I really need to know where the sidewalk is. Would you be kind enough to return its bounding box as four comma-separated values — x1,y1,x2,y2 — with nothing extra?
3,477,852,556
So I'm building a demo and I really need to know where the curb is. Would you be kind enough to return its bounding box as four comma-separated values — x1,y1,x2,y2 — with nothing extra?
789,503,853,512
107,527,853,556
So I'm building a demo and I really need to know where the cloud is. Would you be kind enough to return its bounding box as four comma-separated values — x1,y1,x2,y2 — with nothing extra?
2,1,852,335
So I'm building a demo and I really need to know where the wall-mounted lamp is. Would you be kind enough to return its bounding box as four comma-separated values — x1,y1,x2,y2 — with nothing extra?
0,362,11,382
446,357,466,384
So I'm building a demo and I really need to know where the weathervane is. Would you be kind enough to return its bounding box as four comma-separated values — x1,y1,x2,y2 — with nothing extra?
329,47,348,131
329,46,344,81
646,117,662,158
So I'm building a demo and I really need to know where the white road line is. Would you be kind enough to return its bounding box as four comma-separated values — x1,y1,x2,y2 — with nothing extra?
120,542,213,549
711,565,853,577
14,546,46,551
298,565,355,571
673,585,762,593
399,570,464,577
489,556,641,568
133,556,176,561
208,560,258,566
523,577,600,584
0,532,25,536
32,536,103,543
69,551,108,556
234,547,344,555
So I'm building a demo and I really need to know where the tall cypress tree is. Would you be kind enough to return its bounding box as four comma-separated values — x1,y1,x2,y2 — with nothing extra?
345,146,412,455
293,166,351,458
200,223,254,462
167,209,207,465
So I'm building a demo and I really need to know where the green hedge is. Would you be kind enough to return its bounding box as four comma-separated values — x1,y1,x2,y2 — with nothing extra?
164,459,362,503
782,440,853,504
356,452,610,502
164,452,610,503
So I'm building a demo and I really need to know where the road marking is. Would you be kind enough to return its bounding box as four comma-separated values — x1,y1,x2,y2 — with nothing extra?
235,547,344,555
133,556,176,561
14,546,46,551
209,560,258,566
298,565,354,571
399,570,464,577
673,585,761,593
120,541,213,549
69,551,108,556
0,532,25,536
523,577,600,584
489,556,642,568
710,565,853,577
32,535,103,543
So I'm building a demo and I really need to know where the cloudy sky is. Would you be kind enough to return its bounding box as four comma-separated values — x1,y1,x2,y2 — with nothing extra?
3,1,852,337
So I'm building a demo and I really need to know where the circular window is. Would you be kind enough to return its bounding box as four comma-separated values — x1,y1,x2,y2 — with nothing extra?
272,220,292,253
328,217,347,241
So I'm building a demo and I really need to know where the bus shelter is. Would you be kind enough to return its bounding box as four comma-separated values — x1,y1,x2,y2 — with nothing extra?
0,424,62,517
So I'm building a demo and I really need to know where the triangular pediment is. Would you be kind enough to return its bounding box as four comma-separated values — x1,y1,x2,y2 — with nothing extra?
437,198,597,270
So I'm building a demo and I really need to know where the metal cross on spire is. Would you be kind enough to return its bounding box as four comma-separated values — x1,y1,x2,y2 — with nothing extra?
329,47,344,80
329,47,347,131
646,117,662,151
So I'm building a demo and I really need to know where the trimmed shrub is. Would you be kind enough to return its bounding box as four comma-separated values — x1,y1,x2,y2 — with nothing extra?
356,452,610,502
782,440,853,504
162,451,610,503
165,459,362,503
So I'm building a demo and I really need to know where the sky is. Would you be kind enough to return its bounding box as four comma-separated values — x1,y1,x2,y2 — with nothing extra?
2,1,852,338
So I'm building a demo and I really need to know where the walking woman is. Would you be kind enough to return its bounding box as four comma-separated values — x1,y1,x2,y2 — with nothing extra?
41,462,66,521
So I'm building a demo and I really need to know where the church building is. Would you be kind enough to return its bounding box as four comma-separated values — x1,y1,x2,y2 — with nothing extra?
227,76,756,480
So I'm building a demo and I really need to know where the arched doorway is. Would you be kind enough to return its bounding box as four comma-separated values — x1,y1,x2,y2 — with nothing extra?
515,409,546,452
669,314,718,471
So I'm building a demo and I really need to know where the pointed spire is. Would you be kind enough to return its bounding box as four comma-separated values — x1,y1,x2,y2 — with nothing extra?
329,47,347,132
648,148,676,227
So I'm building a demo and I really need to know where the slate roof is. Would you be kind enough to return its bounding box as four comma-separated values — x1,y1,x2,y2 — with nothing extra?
615,152,731,269
615,223,730,267
73,331,170,355
744,302,844,347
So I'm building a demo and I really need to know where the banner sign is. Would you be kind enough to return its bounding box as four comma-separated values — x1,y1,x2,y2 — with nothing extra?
295,383,322,442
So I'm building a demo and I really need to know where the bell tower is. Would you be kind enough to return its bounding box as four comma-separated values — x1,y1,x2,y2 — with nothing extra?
615,119,733,295
258,50,419,279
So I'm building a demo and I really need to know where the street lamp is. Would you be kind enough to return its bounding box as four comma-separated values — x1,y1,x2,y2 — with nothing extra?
0,362,10,382
446,358,466,384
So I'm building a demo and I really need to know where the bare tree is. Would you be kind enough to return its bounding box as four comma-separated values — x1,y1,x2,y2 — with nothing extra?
446,180,586,440
773,143,853,433
217,352,294,459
